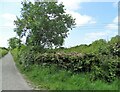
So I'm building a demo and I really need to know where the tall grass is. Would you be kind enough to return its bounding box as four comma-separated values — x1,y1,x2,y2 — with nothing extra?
19,64,119,90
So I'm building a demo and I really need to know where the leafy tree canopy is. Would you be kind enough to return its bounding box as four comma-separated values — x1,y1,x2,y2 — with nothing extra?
109,35,120,44
14,0,75,49
8,37,21,49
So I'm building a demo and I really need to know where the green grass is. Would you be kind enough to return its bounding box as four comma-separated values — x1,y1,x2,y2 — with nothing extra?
18,64,119,90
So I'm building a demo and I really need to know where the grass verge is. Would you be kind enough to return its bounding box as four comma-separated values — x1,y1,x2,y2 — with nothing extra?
16,64,119,90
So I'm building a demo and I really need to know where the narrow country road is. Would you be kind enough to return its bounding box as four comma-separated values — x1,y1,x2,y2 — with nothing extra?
1,52,32,90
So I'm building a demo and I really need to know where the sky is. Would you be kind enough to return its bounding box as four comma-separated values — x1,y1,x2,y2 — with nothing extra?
0,0,119,48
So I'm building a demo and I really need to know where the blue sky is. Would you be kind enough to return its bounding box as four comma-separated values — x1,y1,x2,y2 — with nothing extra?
0,0,118,48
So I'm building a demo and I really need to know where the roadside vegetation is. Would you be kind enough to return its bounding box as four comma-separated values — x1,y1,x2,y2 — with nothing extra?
11,35,120,90
8,0,120,90
0,47,8,58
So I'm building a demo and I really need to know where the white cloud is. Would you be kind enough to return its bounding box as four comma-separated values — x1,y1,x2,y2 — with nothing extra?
0,0,32,3
106,16,118,30
85,32,108,40
1,13,16,21
89,21,96,24
0,13,16,28
106,24,118,30
0,0,118,2
58,0,82,11
0,13,17,47
0,0,21,2
58,0,96,27
0,28,17,48
2,23,15,28
84,30,117,44
66,10,96,26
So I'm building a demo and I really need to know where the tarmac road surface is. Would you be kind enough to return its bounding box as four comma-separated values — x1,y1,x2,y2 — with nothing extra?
1,52,32,90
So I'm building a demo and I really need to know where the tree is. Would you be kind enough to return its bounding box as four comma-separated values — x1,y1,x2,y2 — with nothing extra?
108,35,120,44
8,37,21,49
14,1,75,49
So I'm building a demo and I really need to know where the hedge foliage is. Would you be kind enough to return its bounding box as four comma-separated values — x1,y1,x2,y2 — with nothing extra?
12,35,120,83
0,47,8,58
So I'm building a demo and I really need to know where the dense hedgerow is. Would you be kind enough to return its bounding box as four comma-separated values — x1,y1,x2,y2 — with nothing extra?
15,44,120,83
12,35,120,83
34,53,120,82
